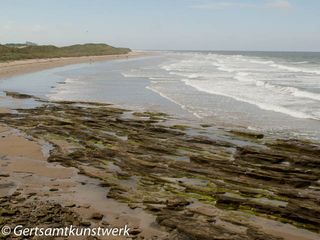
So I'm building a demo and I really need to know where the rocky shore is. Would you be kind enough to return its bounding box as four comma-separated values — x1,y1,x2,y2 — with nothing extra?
0,94,319,239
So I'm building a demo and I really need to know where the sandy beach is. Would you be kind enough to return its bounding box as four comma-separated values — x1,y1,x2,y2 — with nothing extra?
2,0,319,238
1,55,320,240
0,53,168,239
0,52,171,239
0,51,143,80
0,122,164,239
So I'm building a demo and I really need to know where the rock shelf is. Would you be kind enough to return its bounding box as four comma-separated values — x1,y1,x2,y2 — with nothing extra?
1,100,319,240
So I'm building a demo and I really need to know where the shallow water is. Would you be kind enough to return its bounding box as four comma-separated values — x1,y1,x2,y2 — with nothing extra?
124,52,320,140
0,52,319,140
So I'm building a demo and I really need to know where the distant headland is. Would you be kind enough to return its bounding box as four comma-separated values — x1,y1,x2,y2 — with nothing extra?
0,42,131,62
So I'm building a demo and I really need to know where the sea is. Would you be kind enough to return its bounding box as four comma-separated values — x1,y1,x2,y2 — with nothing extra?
1,51,319,140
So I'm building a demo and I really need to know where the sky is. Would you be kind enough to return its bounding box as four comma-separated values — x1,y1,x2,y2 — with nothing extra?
0,0,319,51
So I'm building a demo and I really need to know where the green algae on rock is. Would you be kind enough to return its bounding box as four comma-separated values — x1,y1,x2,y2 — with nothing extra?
1,100,320,240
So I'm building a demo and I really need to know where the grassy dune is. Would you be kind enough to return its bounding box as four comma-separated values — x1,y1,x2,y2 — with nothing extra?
0,43,131,62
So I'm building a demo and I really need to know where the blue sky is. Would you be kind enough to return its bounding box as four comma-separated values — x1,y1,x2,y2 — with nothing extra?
0,0,319,51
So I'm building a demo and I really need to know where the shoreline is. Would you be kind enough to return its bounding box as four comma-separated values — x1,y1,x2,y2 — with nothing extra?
0,55,320,239
0,51,145,80
2,51,318,143
0,94,320,239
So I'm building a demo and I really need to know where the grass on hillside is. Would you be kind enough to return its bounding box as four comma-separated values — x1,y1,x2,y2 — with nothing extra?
0,43,131,62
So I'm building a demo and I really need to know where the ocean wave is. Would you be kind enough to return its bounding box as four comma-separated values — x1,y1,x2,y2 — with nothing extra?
64,77,88,85
121,73,139,78
169,71,209,79
183,79,319,120
64,77,78,84
208,54,320,76
164,53,320,77
270,63,320,75
247,58,320,75
249,59,275,65
234,72,251,82
255,81,320,101
144,52,320,122
292,61,309,64
146,86,202,119
230,72,320,102
213,62,236,73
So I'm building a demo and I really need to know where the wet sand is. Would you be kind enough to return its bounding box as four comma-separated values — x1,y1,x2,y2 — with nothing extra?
0,123,167,239
0,107,10,114
0,55,319,239
0,53,169,239
0,98,319,239
0,51,144,80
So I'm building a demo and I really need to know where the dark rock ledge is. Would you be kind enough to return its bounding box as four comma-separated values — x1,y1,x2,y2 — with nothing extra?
0,100,319,240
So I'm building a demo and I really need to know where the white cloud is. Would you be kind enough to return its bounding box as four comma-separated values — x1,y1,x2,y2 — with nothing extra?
191,2,254,10
265,0,291,9
190,0,292,10
191,1,256,10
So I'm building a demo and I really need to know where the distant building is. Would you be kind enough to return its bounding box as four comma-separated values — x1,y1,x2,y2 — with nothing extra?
4,41,38,48
25,41,37,46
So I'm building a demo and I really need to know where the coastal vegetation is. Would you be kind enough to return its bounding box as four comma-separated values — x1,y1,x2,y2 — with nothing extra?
0,43,131,62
